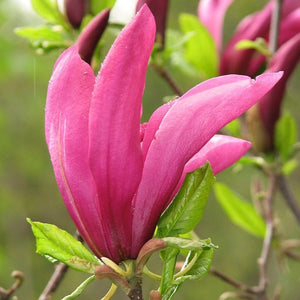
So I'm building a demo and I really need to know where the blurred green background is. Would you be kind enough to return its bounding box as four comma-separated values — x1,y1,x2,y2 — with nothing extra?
1,0,300,299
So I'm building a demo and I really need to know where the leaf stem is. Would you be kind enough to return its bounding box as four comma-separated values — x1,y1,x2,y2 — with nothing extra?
174,252,198,279
150,63,183,97
255,173,278,299
210,267,255,294
269,0,283,54
101,284,118,300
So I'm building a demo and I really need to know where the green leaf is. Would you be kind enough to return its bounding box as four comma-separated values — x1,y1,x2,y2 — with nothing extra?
162,237,217,251
275,112,298,161
185,248,213,280
179,13,218,79
91,0,117,14
15,26,64,42
62,275,95,300
214,183,266,238
174,248,213,283
237,156,265,168
235,37,271,58
27,219,101,273
282,159,299,175
160,248,179,298
31,0,66,26
224,119,241,137
156,163,215,238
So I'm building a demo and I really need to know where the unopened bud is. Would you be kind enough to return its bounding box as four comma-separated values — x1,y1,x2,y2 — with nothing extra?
65,0,87,28
136,0,169,48
150,290,162,300
76,8,110,64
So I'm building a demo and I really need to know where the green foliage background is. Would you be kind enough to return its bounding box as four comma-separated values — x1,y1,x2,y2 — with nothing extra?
1,0,300,299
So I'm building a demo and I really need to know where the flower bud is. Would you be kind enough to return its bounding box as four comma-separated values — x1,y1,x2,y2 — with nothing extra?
76,8,110,64
65,0,87,28
247,34,300,152
136,0,169,48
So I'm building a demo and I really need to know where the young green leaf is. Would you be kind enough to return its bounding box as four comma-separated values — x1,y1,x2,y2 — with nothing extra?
162,237,217,251
174,248,213,283
31,0,67,26
235,38,271,58
156,163,215,238
62,275,95,300
91,0,117,14
15,26,64,42
27,219,101,273
179,13,218,79
275,112,298,161
160,248,179,298
214,183,266,238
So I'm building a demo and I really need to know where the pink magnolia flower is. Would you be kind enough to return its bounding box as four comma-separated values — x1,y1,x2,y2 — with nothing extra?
198,0,234,52
247,33,300,152
45,5,282,263
218,0,300,76
136,0,169,47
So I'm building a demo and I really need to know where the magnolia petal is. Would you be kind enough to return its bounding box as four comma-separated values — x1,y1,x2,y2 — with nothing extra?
88,5,156,262
168,135,251,205
131,72,282,256
45,46,111,259
198,0,234,51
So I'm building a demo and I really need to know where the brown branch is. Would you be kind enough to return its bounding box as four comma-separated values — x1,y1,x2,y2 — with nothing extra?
278,174,300,226
38,231,83,300
210,267,255,295
269,0,283,54
150,63,183,97
255,173,278,299
0,271,24,300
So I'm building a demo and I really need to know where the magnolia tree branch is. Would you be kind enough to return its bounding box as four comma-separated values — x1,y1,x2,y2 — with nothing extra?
278,174,300,226
269,0,283,54
150,63,183,97
255,173,278,300
38,232,83,300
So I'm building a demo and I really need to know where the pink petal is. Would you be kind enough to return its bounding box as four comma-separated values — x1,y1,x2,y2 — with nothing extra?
131,72,282,255
168,135,251,204
198,0,234,51
45,46,111,259
88,5,156,262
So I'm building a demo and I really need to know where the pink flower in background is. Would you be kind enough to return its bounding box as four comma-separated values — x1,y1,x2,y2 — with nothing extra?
198,0,234,51
248,34,300,152
220,0,300,76
45,5,282,263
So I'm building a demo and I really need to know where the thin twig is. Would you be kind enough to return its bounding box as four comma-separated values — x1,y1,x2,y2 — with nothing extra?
38,231,83,300
150,63,183,97
278,174,300,226
255,174,278,299
210,267,255,295
269,0,283,54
